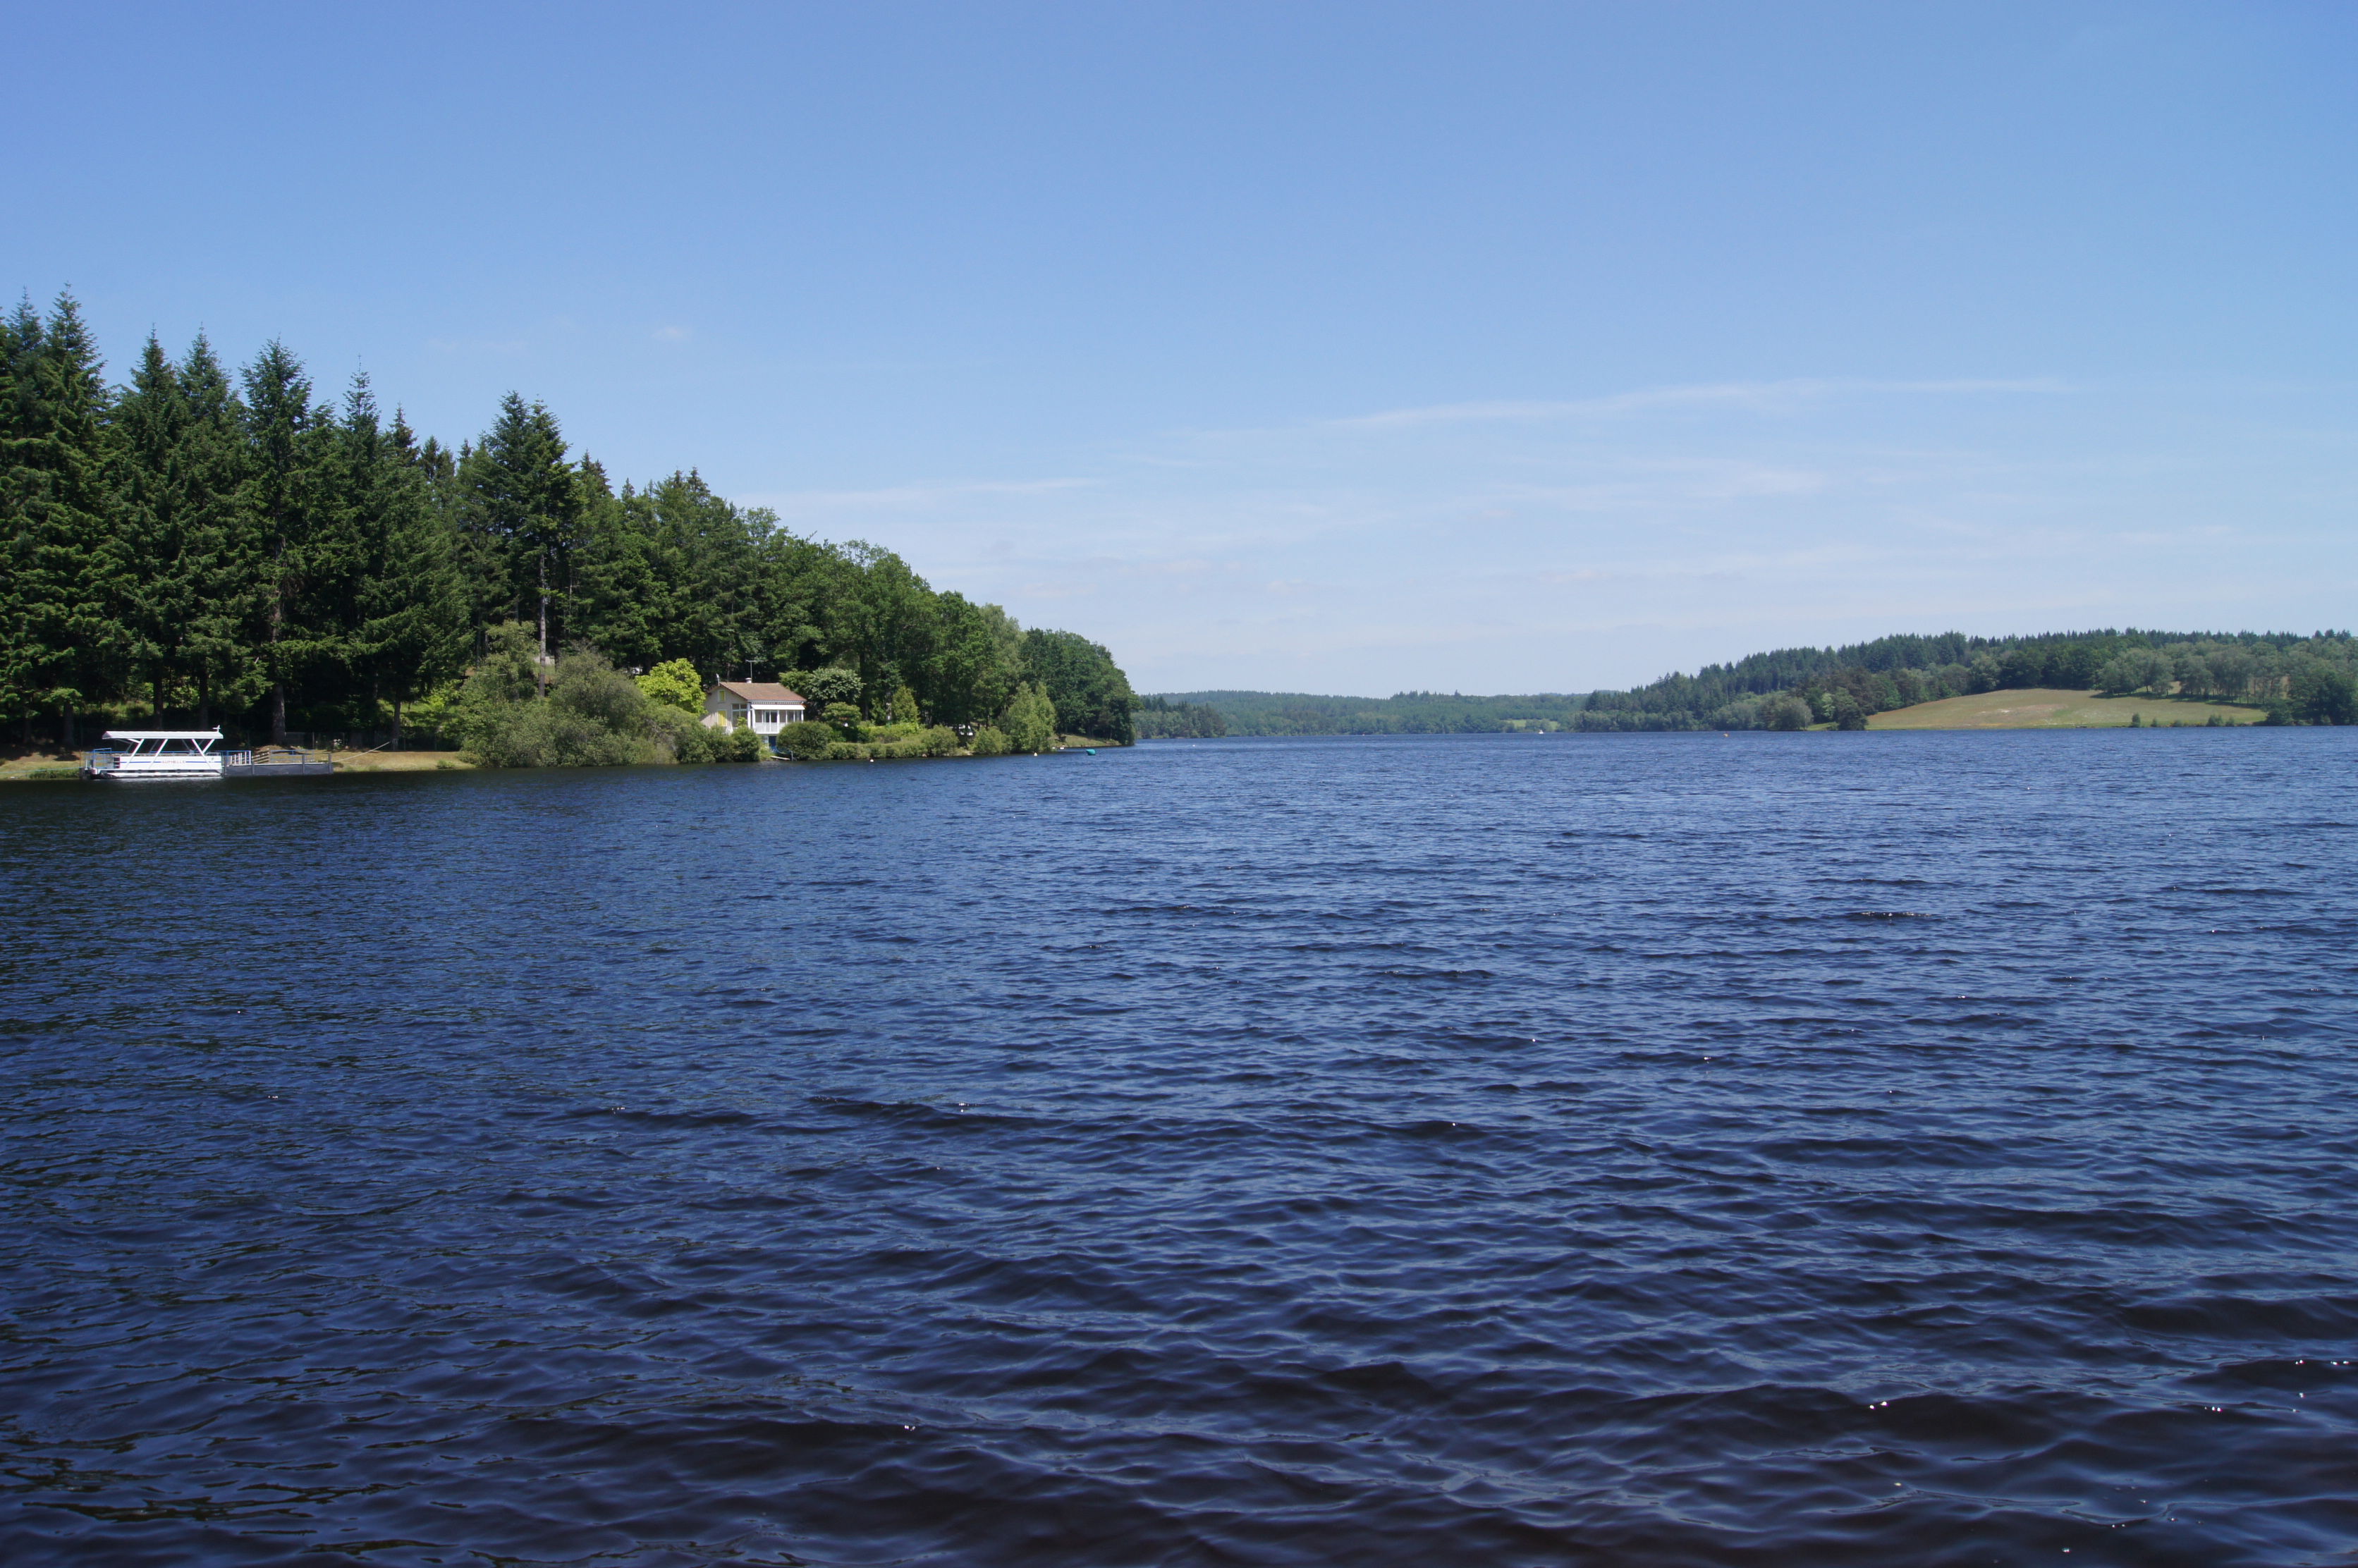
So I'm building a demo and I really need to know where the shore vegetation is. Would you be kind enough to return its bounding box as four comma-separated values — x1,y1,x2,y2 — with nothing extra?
1,293,1136,761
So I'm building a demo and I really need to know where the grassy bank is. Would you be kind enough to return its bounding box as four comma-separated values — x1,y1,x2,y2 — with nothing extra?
0,752,85,780
1867,688,2266,729
330,750,475,771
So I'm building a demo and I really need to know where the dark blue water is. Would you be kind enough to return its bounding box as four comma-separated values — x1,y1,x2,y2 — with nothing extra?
4,731,2356,1566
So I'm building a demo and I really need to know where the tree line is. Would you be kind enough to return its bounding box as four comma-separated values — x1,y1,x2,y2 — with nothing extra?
1,293,1137,752
1145,628,2358,736
1143,689,1586,736
1580,628,2357,730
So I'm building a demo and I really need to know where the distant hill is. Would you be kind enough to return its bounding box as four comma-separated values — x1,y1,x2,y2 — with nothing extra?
1148,627,2358,735
1140,689,1587,736
1582,627,2355,730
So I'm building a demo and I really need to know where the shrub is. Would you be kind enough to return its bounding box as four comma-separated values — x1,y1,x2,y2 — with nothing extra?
968,725,1010,757
821,701,866,739
776,721,833,759
551,649,650,733
646,703,716,761
716,725,766,762
458,636,656,766
465,700,644,767
920,725,960,757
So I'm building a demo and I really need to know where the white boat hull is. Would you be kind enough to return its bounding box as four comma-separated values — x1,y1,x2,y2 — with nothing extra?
88,757,226,780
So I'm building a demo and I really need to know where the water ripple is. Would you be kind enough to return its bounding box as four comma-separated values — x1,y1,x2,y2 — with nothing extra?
2,730,2355,1564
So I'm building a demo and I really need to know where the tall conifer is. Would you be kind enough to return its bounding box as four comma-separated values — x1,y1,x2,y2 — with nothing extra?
174,335,254,725
240,341,333,744
0,294,121,747
345,385,464,742
461,394,578,660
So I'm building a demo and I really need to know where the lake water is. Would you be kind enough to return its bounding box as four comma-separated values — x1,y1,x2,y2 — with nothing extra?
3,731,2355,1566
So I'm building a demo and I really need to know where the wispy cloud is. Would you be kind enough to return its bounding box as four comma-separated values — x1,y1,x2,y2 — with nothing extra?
707,374,2349,694
1320,376,2073,431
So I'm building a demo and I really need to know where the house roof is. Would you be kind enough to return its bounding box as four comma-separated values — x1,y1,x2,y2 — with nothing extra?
711,681,805,704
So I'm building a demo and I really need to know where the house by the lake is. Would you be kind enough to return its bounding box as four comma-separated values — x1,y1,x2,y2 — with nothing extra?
704,681,807,735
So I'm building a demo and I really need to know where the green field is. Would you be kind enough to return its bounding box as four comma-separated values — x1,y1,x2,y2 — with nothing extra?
1867,688,2264,729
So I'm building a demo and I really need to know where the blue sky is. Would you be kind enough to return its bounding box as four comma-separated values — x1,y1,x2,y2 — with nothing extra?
8,1,2354,694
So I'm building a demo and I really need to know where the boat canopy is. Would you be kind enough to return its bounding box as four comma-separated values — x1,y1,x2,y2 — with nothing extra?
101,730,224,742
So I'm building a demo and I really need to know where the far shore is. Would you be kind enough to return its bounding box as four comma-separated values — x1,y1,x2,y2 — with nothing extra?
0,697,2295,782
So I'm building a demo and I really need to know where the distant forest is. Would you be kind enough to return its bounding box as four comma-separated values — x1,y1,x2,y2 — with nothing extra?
1585,628,2357,730
1149,628,2358,736
1,293,1136,749
1143,690,1587,737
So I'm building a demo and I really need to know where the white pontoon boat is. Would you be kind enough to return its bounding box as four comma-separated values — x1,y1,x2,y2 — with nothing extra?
82,730,336,780
83,730,226,780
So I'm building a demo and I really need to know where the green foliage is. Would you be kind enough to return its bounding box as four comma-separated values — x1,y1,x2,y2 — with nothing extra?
1,294,124,747
923,595,1025,726
637,658,703,711
776,719,833,759
1134,696,1228,738
821,700,865,738
646,702,718,761
2290,663,2358,725
455,633,648,766
451,621,544,728
460,393,579,656
1,300,1134,752
967,724,1010,757
1022,628,1134,742
1001,682,1059,753
1761,692,1812,731
786,666,862,711
346,390,467,740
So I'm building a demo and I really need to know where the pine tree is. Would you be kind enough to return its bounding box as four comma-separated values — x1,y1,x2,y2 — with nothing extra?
174,335,255,727
240,341,336,745
461,393,578,661
346,389,465,743
0,293,123,749
0,302,28,744
571,464,666,671
114,334,189,718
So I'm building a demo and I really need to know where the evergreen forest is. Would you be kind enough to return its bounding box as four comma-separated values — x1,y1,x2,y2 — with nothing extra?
1,294,1136,754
